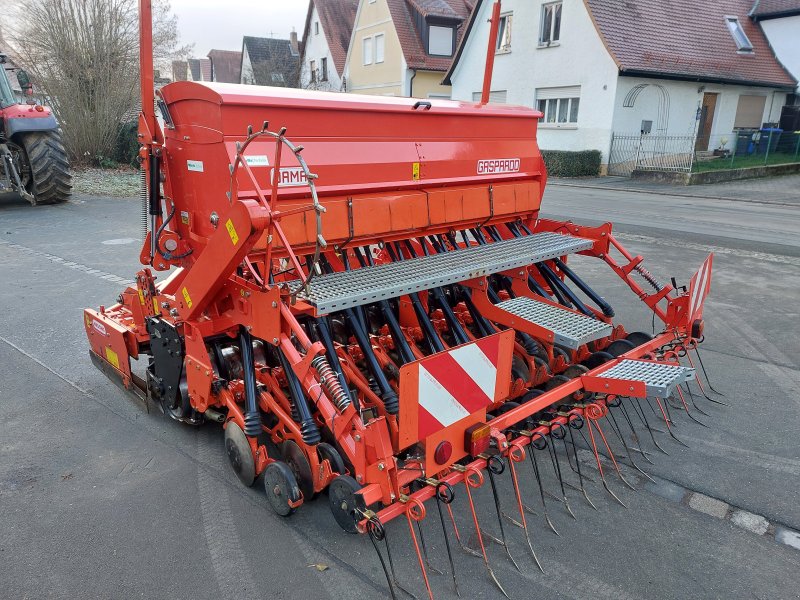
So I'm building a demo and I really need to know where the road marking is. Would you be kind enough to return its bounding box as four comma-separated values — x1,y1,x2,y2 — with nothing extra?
0,240,133,284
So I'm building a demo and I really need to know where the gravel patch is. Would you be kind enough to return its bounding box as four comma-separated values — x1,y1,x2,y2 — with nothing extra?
72,167,140,198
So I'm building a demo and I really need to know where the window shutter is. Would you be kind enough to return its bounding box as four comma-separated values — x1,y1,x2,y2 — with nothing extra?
536,85,580,100
472,90,507,103
734,95,766,128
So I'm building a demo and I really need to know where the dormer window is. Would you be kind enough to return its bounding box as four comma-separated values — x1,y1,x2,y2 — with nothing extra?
429,24,454,56
725,16,753,52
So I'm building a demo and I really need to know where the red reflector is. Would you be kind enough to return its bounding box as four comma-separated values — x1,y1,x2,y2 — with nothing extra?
433,441,453,465
691,318,704,339
35,105,44,112
464,423,491,457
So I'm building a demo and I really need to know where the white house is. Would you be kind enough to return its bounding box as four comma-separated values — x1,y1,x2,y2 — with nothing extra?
300,0,358,91
445,0,797,173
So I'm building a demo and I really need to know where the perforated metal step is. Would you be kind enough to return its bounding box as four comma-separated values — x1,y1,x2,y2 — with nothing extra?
589,359,694,398
288,232,592,315
495,296,612,349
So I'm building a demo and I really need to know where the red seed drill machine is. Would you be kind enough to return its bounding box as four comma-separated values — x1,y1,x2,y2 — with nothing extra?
85,1,720,597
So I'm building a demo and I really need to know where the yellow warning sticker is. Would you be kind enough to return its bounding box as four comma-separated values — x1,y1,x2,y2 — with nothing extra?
106,347,120,369
153,298,160,314
412,162,420,181
182,287,193,308
226,218,239,246
138,289,145,305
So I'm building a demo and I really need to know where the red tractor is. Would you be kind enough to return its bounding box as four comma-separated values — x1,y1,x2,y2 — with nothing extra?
0,52,71,205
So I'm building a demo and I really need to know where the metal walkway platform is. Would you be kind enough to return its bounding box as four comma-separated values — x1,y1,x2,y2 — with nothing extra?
495,296,612,349
585,359,695,398
289,232,592,315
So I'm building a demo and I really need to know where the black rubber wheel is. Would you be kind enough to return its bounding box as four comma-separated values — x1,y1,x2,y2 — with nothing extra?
281,440,315,500
263,461,302,517
606,339,636,357
521,388,545,403
18,130,72,205
583,351,615,370
544,374,570,391
562,364,589,379
317,442,346,475
328,475,362,533
224,422,255,487
625,331,654,347
510,354,530,383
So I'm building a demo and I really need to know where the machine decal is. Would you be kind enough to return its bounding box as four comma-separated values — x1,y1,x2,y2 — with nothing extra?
182,287,193,308
92,320,107,335
412,162,420,180
244,155,269,166
225,219,239,246
187,160,204,172
477,158,520,174
271,167,308,187
688,254,713,321
105,347,120,369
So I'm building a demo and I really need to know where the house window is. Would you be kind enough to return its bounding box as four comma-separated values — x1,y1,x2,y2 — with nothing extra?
321,57,328,81
271,73,285,83
539,2,562,46
375,33,385,63
310,60,316,82
733,95,766,128
315,21,319,35
429,25,454,56
725,17,753,52
472,90,508,103
496,13,512,53
363,37,373,65
536,86,580,125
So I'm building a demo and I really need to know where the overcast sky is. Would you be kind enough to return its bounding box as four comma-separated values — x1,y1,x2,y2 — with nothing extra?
171,0,310,57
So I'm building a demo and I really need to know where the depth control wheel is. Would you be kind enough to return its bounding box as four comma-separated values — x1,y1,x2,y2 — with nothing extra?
317,442,346,475
263,461,302,517
328,475,362,534
282,440,315,500
224,422,255,487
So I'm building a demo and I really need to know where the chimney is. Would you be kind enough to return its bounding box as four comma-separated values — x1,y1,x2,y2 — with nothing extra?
290,29,299,54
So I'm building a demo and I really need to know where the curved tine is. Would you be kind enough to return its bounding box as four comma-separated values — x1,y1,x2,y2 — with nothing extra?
652,397,690,448
528,441,560,535
446,504,481,558
406,513,435,600
486,464,522,572
547,436,576,519
382,520,420,600
567,426,599,510
682,383,711,417
675,387,709,428
616,402,655,464
633,398,670,454
434,496,460,597
585,416,628,508
363,515,400,600
415,519,444,576
658,393,676,426
367,530,399,600
463,476,511,599
604,412,656,484
590,417,637,491
508,454,545,573
693,345,727,397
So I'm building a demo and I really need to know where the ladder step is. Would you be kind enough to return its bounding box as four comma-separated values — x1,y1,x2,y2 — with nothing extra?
495,296,612,350
289,232,592,315
583,359,694,398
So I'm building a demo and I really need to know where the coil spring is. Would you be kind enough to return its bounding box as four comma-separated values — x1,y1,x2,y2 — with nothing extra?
633,264,664,291
140,168,148,241
311,355,351,411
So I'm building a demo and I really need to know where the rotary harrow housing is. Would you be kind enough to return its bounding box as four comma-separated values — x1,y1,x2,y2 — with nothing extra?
84,2,720,598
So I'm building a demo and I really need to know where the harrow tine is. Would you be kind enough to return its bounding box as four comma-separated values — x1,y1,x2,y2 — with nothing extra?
632,398,669,454
687,346,728,403
507,445,545,573
432,483,461,597
415,520,445,576
483,456,522,572
589,414,637,491
526,434,560,535
405,511,435,600
584,414,628,508
611,402,653,463
603,410,655,484
675,387,709,428
364,515,400,600
682,383,711,417
566,426,599,510
456,466,510,599
446,504,481,558
651,397,690,448
546,426,576,519
694,344,727,397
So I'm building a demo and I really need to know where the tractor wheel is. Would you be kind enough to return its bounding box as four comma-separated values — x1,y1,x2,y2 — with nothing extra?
17,130,72,205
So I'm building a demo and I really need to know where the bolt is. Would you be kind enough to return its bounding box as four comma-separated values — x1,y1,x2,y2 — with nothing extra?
272,337,278,344
210,212,219,227
356,475,363,483
158,263,166,269
161,302,170,309
340,501,348,510
378,462,385,471
271,301,278,308
205,370,210,376
170,308,179,317
354,434,361,441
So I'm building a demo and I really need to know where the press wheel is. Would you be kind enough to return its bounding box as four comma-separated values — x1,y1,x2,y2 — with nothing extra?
606,339,636,357
317,442,346,475
224,422,255,487
625,331,653,347
281,440,315,500
263,461,302,517
328,475,362,534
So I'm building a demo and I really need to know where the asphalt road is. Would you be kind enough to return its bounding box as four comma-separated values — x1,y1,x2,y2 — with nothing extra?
1,184,799,599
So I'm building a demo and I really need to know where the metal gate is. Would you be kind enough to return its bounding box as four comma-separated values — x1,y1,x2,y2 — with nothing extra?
608,133,695,176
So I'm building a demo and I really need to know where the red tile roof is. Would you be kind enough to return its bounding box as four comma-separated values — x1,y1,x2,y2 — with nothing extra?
302,0,358,77
586,0,796,88
750,0,800,19
208,50,242,84
387,0,473,72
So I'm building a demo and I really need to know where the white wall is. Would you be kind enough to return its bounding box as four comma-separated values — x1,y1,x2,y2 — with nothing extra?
760,15,800,94
449,0,620,162
241,47,254,84
301,4,343,91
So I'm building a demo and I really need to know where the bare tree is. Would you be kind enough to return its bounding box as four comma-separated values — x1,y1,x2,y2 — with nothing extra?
7,0,190,164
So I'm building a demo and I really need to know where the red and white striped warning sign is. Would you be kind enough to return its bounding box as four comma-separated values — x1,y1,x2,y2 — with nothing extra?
398,331,514,447
687,253,713,322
